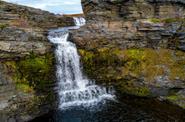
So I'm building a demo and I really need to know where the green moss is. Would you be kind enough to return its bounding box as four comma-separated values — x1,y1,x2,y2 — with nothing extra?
117,79,151,97
128,87,150,97
80,48,185,82
121,48,185,81
5,52,55,92
164,18,176,23
79,49,95,76
167,95,179,101
148,18,185,24
79,48,185,97
79,49,94,64
16,83,33,93
17,52,55,90
0,23,8,29
79,48,123,82
166,95,185,109
149,18,161,23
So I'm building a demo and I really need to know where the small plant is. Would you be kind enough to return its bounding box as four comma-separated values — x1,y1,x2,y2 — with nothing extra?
149,18,185,24
149,18,161,23
16,83,33,93
0,23,8,29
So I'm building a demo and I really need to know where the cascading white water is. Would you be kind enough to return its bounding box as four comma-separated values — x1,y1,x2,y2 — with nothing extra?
73,17,86,26
48,18,114,109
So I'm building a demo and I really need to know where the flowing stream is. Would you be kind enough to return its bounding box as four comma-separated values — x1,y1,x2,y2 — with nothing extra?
48,17,115,109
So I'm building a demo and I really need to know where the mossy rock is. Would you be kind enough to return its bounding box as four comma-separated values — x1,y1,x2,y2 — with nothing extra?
1,52,56,119
0,23,9,29
16,83,33,93
80,48,185,82
4,52,55,93
116,78,151,97
79,48,185,97
166,94,185,109
148,18,185,24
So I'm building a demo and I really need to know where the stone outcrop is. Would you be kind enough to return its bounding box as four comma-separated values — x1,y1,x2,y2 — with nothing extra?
73,0,185,51
0,1,74,121
0,0,74,59
0,0,73,29
72,0,185,109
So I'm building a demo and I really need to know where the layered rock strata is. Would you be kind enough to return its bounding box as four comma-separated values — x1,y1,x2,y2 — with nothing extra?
0,1,74,121
72,0,185,109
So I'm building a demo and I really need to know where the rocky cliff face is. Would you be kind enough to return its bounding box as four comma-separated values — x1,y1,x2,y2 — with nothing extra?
0,1,74,121
72,0,185,109
74,0,185,51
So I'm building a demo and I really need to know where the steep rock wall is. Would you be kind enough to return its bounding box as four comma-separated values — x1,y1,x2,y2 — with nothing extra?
0,1,74,121
72,0,185,109
74,0,185,50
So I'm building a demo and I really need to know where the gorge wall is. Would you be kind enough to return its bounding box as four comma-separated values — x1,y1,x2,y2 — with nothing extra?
72,0,185,109
0,1,74,121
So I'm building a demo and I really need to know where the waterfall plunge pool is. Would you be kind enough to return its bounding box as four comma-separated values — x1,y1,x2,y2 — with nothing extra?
30,94,185,122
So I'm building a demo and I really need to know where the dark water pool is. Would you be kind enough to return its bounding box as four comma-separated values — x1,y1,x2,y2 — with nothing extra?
30,95,185,122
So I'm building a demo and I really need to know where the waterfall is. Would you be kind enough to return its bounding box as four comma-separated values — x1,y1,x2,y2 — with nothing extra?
73,17,86,26
48,19,114,110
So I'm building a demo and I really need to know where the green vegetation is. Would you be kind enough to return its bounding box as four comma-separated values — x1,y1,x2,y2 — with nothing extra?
166,94,185,109
16,83,33,93
149,18,185,24
149,18,161,23
0,23,8,29
79,48,185,96
5,52,55,93
16,52,55,91
167,95,179,101
80,48,185,81
117,78,151,97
